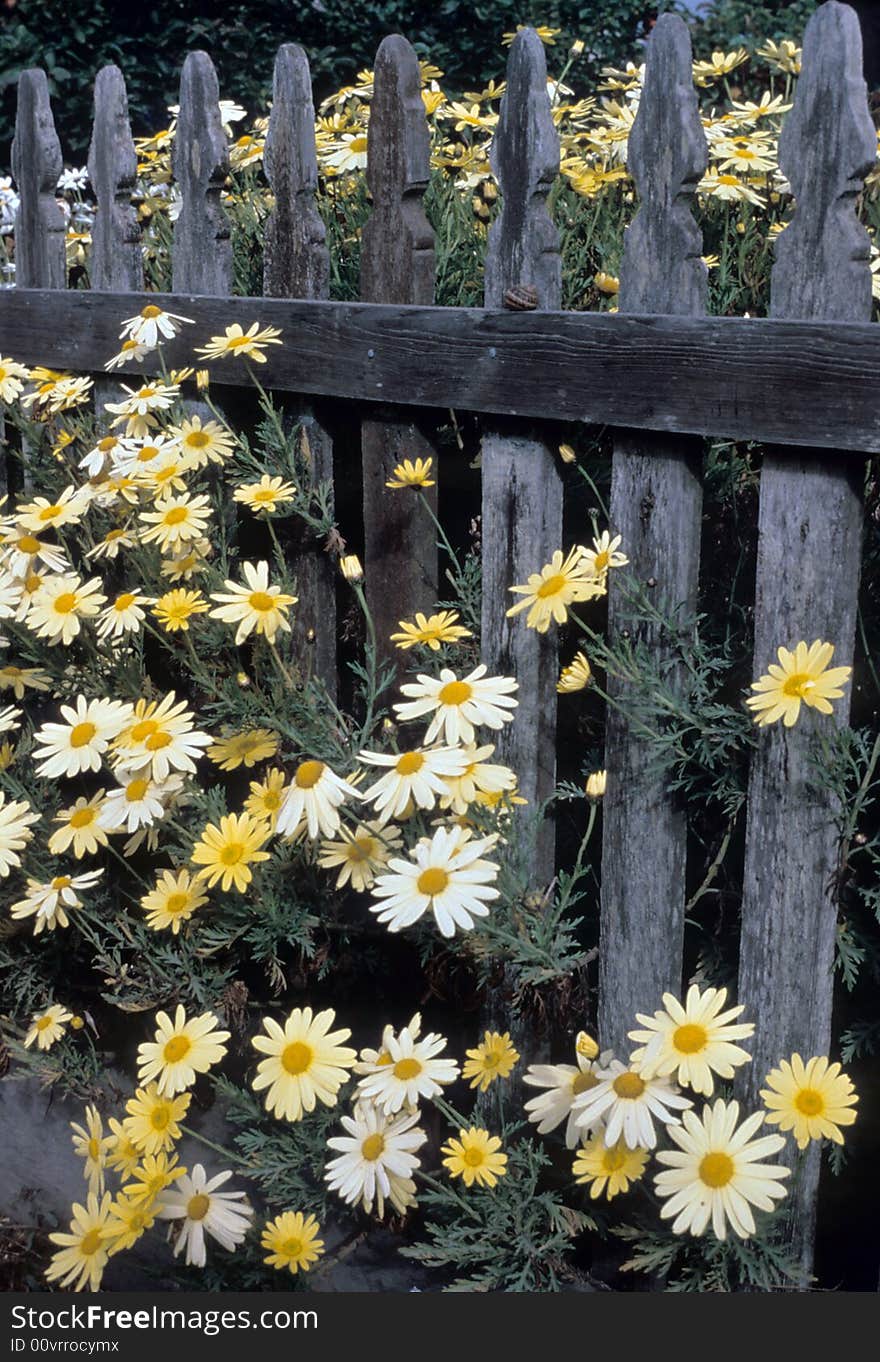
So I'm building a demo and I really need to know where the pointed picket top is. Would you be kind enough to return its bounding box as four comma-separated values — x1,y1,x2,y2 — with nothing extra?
11,69,66,289
771,1,875,321
485,26,560,310
361,34,434,304
172,51,232,295
263,43,329,299
620,12,707,315
87,65,142,292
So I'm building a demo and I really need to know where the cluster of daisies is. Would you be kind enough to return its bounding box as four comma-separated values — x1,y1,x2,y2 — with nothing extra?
523,984,858,1241
45,999,522,1289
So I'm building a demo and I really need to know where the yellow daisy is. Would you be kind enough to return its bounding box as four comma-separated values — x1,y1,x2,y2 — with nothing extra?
746,640,852,727
318,821,402,893
208,729,279,771
209,560,297,644
48,793,109,858
138,493,213,553
191,811,271,893
196,322,283,363
152,588,209,632
244,767,288,828
573,1136,649,1199
105,1192,158,1255
139,868,208,934
137,1005,230,1097
386,457,435,489
506,547,605,633
124,1084,191,1155
233,475,297,514
441,1127,507,1188
557,651,593,693
26,573,107,645
70,1104,113,1196
760,1054,858,1149
251,1006,357,1123
261,1211,325,1276
628,984,755,1096
46,1193,113,1293
462,1030,520,1091
390,610,472,651
169,415,235,467
24,1003,73,1051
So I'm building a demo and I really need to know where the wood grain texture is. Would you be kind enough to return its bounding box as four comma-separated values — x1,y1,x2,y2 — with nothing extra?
11,70,66,290
599,12,708,1057
1,291,879,452
736,0,876,1281
171,52,232,295
360,35,438,675
482,27,563,885
87,65,141,293
263,44,336,698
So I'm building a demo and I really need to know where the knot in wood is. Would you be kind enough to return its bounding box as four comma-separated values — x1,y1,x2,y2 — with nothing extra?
503,283,539,310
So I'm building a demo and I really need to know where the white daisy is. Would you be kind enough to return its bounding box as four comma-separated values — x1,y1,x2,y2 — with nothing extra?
394,664,518,745
33,697,133,779
97,773,184,834
358,745,470,824
275,759,361,840
356,1022,459,1113
10,868,104,933
523,1042,612,1149
119,305,194,348
573,1058,692,1150
325,1103,425,1218
157,1164,253,1267
369,825,500,937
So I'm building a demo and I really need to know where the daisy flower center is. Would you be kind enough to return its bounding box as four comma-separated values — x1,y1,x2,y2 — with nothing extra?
114,593,136,611
146,732,172,751
438,680,472,706
794,1087,824,1116
463,1147,485,1168
536,573,567,599
141,305,162,319
98,438,118,453
571,1070,598,1096
393,1057,423,1080
699,1151,735,1188
185,431,211,448
248,591,274,612
362,1133,385,1161
69,808,96,829
187,1193,211,1221
137,447,159,463
612,1072,646,1100
70,722,97,748
163,1035,192,1063
782,672,815,698
165,893,190,915
281,1041,313,1075
79,1230,103,1256
163,507,189,526
602,1146,628,1172
281,1237,304,1257
396,751,424,775
17,535,41,553
88,1137,101,1159
593,551,610,571
219,842,244,866
261,791,281,812
672,1023,708,1054
225,336,252,350
54,592,78,614
51,876,72,890
131,719,158,742
36,1015,54,1032
38,504,62,521
150,1107,170,1130
294,760,325,789
126,779,150,802
347,837,374,862
417,867,450,897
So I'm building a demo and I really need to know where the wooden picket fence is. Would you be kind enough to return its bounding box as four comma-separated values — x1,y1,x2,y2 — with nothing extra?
2,0,878,1279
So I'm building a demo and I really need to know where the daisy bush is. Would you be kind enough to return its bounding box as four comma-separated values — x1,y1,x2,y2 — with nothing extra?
0,23,878,1293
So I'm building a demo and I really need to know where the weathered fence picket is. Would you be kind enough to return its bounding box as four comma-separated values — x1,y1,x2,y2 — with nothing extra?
11,70,66,292
172,52,232,296
481,27,563,887
263,44,337,696
736,0,876,1279
597,13,708,1056
88,65,142,294
360,35,438,673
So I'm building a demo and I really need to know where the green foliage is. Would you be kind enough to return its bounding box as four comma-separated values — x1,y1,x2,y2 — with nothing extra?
613,1213,808,1291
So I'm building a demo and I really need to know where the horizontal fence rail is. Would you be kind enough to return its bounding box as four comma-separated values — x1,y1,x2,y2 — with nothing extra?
2,290,880,452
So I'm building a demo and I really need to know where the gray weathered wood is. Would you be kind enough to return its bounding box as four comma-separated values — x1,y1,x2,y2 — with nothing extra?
263,43,336,697
482,27,562,885
88,65,142,293
172,52,232,295
737,0,876,1283
3,291,880,452
11,69,66,290
360,35,438,675
598,13,708,1058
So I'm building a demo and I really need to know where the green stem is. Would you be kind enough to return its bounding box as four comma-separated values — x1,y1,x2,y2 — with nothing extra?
179,1123,250,1168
